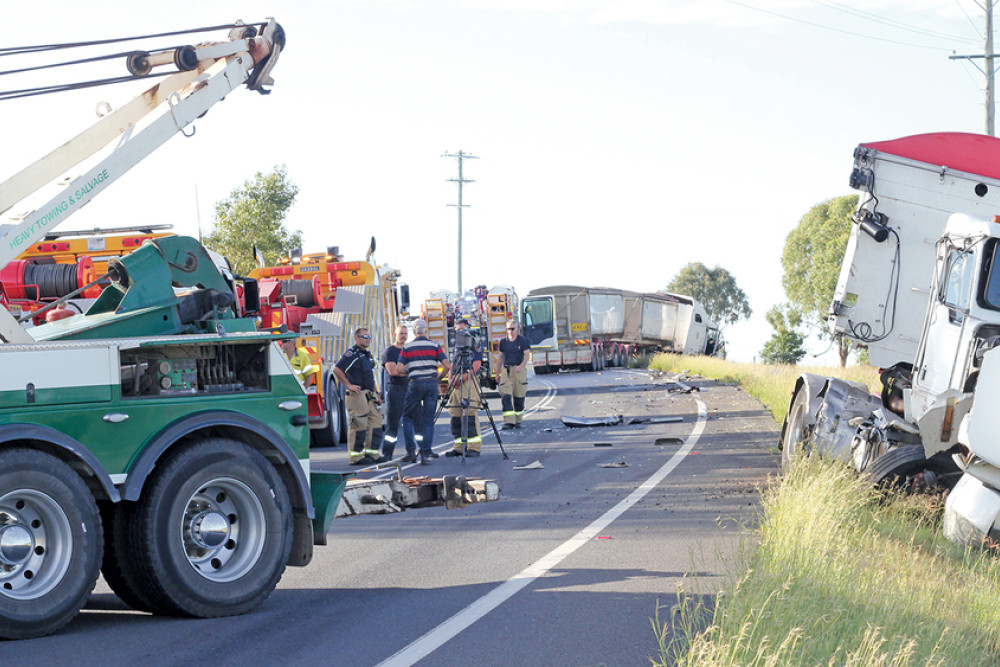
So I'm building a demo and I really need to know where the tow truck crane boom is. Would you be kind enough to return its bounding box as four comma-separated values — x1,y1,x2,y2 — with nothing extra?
0,19,284,343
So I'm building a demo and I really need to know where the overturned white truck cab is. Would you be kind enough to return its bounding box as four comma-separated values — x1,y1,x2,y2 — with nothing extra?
779,133,1000,546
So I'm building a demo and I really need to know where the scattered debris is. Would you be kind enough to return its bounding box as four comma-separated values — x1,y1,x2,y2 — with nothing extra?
623,415,683,425
654,437,685,446
513,460,545,470
666,381,699,393
596,536,612,540
593,442,613,447
600,460,629,468
561,415,623,428
563,414,684,427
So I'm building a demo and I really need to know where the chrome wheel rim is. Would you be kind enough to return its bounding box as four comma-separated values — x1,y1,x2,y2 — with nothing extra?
0,489,73,600
180,478,266,583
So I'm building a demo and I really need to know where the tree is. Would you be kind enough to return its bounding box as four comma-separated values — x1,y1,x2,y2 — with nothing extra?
781,195,857,366
203,165,302,276
666,263,752,328
760,304,806,365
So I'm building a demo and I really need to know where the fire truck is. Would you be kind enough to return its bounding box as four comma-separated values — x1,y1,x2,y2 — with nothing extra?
422,284,517,390
0,21,497,641
247,243,409,446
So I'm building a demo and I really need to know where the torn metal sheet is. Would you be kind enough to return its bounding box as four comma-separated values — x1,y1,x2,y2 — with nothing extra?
623,415,683,425
513,460,545,470
561,415,623,427
667,381,699,393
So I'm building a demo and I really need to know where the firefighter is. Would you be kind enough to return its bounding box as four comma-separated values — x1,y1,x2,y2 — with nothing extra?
281,338,317,387
445,318,484,457
332,327,384,465
497,321,531,428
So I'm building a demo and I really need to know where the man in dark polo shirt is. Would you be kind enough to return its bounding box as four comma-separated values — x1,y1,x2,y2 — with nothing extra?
498,321,532,429
333,327,384,465
378,324,415,461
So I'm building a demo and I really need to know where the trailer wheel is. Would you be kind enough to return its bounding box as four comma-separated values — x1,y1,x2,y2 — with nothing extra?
0,449,102,640
311,375,343,448
127,438,292,618
534,365,549,376
780,387,814,471
611,347,621,367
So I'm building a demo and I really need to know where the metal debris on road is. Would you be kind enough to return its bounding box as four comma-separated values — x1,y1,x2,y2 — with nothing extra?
667,381,699,393
561,415,623,427
600,460,629,468
622,415,683,425
513,460,545,470
593,442,613,447
654,437,685,446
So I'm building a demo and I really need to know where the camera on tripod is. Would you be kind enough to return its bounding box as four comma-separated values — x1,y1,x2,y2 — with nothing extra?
451,328,478,372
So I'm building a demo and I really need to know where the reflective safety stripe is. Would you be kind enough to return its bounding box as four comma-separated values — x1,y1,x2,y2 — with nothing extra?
384,435,398,443
362,448,380,456
502,411,516,416
415,434,424,441
514,411,524,416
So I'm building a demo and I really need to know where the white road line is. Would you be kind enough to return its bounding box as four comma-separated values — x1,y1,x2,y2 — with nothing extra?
376,397,709,667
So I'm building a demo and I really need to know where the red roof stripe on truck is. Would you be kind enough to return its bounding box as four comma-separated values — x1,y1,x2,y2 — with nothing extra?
861,133,1000,181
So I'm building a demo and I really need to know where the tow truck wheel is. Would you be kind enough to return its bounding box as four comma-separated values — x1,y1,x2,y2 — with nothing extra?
311,376,343,448
129,438,292,618
0,449,102,640
781,386,813,472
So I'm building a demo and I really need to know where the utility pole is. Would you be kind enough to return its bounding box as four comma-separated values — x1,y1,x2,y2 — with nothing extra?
950,0,997,135
442,150,478,294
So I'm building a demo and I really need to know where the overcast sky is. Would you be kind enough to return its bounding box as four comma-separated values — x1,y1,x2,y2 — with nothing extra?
1,1,993,362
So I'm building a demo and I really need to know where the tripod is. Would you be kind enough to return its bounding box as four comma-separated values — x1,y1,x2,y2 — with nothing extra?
432,348,508,461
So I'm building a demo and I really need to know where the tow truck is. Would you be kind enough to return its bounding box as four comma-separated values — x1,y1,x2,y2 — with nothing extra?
0,21,498,640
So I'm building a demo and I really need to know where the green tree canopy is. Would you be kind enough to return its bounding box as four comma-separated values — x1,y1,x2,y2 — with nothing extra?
665,262,751,328
760,304,806,365
204,165,302,277
781,194,857,366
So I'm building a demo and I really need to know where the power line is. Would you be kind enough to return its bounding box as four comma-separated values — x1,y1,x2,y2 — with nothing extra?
804,0,981,45
720,0,963,51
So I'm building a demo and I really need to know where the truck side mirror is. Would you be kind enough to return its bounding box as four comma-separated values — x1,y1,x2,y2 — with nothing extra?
399,284,410,310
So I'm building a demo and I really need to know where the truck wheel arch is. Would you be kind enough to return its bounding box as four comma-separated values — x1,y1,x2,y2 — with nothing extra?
0,424,120,503
121,410,313,521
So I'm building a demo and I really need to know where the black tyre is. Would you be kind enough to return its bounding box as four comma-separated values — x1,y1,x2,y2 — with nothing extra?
125,438,292,618
612,348,621,367
534,365,549,376
780,387,813,472
310,375,342,448
0,449,102,639
866,445,927,487
99,500,171,614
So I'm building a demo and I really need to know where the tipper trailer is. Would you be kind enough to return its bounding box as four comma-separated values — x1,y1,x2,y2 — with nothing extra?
522,285,722,374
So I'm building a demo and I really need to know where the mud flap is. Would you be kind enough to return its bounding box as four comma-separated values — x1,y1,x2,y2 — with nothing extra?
309,470,354,546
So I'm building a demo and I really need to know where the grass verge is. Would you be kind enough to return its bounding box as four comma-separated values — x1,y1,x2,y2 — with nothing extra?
645,354,1000,666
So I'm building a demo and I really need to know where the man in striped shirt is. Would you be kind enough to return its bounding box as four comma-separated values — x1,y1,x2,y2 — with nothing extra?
398,319,451,465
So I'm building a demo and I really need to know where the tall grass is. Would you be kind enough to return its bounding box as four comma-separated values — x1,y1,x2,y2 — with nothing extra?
644,354,1000,665
647,353,880,423
655,458,1000,666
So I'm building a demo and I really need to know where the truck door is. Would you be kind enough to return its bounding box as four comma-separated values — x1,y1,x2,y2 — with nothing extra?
522,296,556,348
916,244,977,406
